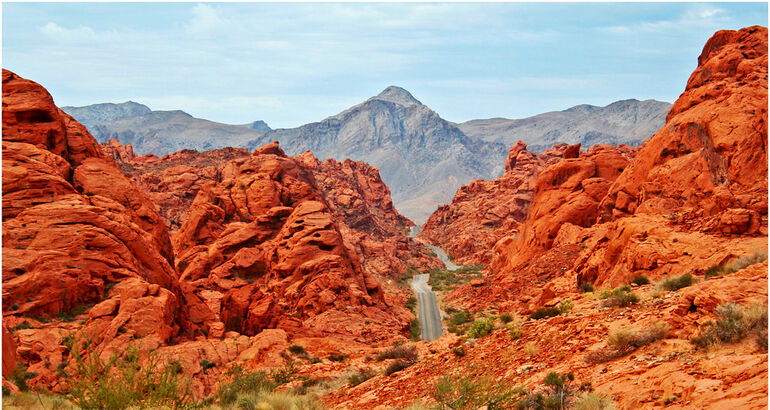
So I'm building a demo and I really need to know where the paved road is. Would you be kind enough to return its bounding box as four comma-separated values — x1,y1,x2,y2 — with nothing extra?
410,273,443,341
407,226,458,341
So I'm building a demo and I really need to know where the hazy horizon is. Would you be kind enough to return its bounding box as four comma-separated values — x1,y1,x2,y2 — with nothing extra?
3,2,767,128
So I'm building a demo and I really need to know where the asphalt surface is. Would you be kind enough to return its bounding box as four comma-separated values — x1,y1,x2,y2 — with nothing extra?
410,273,443,341
407,226,458,341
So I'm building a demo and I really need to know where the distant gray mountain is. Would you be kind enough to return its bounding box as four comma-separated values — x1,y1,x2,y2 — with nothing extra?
62,103,267,156
242,120,272,133
455,99,671,153
62,101,151,130
250,86,509,224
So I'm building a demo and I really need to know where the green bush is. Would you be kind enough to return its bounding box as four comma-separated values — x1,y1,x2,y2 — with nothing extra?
328,353,347,362
347,369,375,386
558,299,574,314
657,273,694,292
529,306,560,320
270,360,296,385
434,371,521,409
287,345,307,356
466,317,495,339
630,275,650,286
385,360,414,376
705,251,768,278
410,319,421,341
452,346,466,357
215,365,276,406
508,324,522,340
500,312,514,324
377,345,418,362
587,322,669,363
66,344,193,410
691,303,768,350
579,282,595,293
598,286,639,307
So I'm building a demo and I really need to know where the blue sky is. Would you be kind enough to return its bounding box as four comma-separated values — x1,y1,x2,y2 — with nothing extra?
2,3,767,128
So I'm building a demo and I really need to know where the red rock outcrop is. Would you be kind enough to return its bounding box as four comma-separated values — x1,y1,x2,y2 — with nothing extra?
101,138,136,163
462,26,768,309
418,142,578,265
2,69,190,391
172,142,410,341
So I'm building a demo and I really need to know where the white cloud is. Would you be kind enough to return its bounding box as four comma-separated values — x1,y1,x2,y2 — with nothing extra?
183,3,230,37
39,22,98,42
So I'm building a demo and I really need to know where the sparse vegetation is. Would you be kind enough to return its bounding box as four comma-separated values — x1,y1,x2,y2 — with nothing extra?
630,275,650,286
434,369,522,409
377,345,418,362
524,342,540,358
598,286,639,307
704,251,768,279
446,308,474,335
466,317,495,339
214,365,276,406
558,299,574,314
657,273,694,292
529,306,560,320
427,265,484,291
573,392,616,410
518,371,590,410
410,319,421,341
328,353,347,362
452,346,466,357
347,369,375,386
385,359,414,375
579,281,595,293
508,324,522,340
586,322,669,363
500,312,514,324
66,344,193,409
691,302,768,351
287,344,307,356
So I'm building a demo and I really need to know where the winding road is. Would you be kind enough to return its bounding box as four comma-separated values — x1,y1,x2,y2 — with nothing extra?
408,226,457,341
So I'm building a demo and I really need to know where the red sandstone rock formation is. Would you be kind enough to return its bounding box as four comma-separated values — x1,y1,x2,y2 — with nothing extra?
2,69,189,391
172,141,409,341
475,26,768,308
418,142,576,265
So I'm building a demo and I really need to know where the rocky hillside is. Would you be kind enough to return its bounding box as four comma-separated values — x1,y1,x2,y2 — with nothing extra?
325,26,768,409
253,86,510,224
457,98,671,153
1,70,439,399
62,102,269,157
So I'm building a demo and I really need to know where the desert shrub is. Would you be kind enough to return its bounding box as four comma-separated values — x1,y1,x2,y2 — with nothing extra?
452,346,466,357
410,319,421,341
466,317,495,339
508,324,522,340
200,358,216,371
428,265,484,291
377,345,418,362
586,322,668,363
406,296,417,313
385,360,414,375
287,345,307,356
705,251,768,278
579,282,594,293
630,275,650,286
558,299,574,314
518,372,581,410
328,353,347,362
500,312,514,324
215,365,276,406
573,392,616,410
347,369,375,386
691,302,768,350
270,360,296,385
434,370,521,409
66,344,193,410
524,342,539,357
599,287,639,308
657,273,694,292
233,391,324,410
529,306,560,320
447,309,474,334
2,392,74,409
10,363,35,392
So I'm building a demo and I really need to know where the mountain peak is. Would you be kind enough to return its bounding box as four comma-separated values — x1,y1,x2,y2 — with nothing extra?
370,85,421,106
